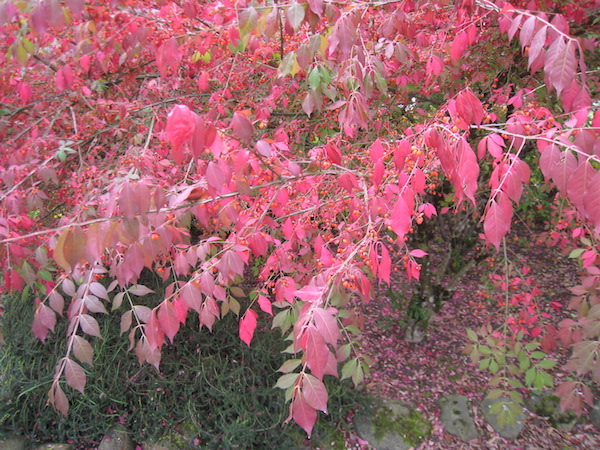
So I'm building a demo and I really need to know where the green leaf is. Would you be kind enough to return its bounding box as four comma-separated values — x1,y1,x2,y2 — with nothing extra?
568,248,585,259
466,328,478,342
537,359,557,370
308,67,321,90
486,389,504,400
479,357,491,370
275,373,298,389
525,367,536,386
277,358,302,373
287,3,305,31
479,345,492,355
341,358,358,381
539,371,554,388
530,351,546,359
489,359,500,374
519,357,530,371
507,377,525,388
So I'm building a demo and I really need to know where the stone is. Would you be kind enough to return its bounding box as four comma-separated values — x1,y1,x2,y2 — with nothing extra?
438,394,479,441
481,397,525,439
0,436,27,450
98,428,135,450
525,393,577,431
34,445,74,450
354,397,431,450
590,402,600,429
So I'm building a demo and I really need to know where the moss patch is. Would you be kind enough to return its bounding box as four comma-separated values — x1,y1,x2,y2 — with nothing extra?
372,404,431,447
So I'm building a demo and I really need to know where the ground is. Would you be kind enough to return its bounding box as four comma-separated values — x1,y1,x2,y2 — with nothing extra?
340,227,600,449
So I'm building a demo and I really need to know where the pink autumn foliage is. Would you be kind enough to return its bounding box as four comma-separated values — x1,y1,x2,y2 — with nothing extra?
0,0,598,437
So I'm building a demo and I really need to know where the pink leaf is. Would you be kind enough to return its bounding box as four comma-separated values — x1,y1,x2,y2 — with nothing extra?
313,307,341,346
305,326,330,380
291,394,317,436
456,89,484,125
49,384,69,416
293,285,325,303
528,26,547,70
32,302,56,342
450,31,468,63
55,65,74,92
257,294,273,315
484,193,513,250
426,54,444,76
65,358,86,394
519,16,537,50
239,309,258,346
583,171,600,233
166,105,196,162
158,301,180,343
287,2,305,31
79,314,102,338
89,282,108,301
156,37,181,78
206,161,226,192
390,195,411,238
410,249,428,258
369,138,384,163
545,37,576,97
379,244,391,285
231,112,254,142
567,159,594,216
302,373,328,413
72,335,94,365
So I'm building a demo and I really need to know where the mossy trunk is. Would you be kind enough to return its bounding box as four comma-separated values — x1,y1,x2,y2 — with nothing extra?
404,202,484,343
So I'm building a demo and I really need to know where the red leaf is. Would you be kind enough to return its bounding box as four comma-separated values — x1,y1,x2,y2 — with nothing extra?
338,172,358,193
158,301,180,343
302,373,328,413
146,309,164,350
239,309,258,346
